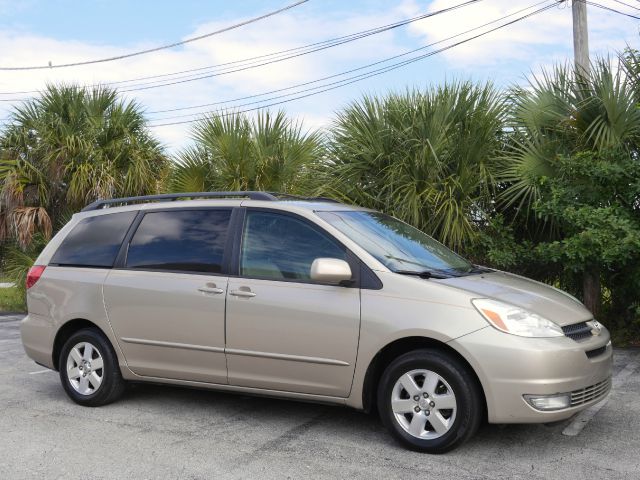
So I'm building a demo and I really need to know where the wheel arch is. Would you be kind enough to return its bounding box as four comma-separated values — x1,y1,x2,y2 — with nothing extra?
361,336,487,417
52,318,107,371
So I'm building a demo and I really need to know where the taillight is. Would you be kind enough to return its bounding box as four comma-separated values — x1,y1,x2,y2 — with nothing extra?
26,265,46,289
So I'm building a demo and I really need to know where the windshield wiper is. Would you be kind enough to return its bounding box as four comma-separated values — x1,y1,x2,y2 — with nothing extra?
394,269,451,279
467,265,493,274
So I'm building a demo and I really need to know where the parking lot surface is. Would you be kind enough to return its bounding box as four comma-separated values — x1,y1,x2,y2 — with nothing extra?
1,314,639,479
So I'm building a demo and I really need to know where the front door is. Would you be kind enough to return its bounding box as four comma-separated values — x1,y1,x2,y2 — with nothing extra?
104,208,232,384
225,209,361,397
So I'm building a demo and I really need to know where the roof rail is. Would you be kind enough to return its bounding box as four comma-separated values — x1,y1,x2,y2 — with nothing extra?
266,192,342,203
81,191,277,211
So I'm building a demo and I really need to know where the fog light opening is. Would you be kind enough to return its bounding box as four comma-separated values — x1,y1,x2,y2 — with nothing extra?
524,393,571,411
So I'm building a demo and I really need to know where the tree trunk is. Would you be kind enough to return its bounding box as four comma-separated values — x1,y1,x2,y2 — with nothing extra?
583,268,600,317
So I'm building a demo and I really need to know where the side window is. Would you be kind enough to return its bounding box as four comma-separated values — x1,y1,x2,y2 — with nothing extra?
51,211,136,267
240,210,347,281
126,209,231,273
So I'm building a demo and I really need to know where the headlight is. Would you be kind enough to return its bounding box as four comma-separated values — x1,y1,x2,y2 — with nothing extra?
471,298,564,338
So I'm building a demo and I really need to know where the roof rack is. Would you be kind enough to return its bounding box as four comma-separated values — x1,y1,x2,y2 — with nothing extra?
81,191,341,211
81,191,277,211
266,192,342,203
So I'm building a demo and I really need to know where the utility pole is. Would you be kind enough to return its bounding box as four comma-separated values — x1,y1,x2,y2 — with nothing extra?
571,1,594,313
572,0,589,74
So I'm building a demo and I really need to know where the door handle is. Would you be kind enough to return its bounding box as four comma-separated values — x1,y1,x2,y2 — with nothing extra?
198,287,224,294
230,287,256,298
198,283,224,295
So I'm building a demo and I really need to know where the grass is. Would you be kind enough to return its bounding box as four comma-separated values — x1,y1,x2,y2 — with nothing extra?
0,286,26,313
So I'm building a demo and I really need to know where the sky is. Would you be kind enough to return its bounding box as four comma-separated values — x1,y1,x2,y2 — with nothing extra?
0,0,637,152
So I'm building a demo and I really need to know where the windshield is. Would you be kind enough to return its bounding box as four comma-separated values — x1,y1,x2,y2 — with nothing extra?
317,210,473,275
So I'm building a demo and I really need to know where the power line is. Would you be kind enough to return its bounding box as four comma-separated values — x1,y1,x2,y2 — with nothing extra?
146,0,552,121
0,1,551,124
116,0,481,93
0,2,488,119
0,0,482,96
610,0,640,11
0,0,309,71
88,0,483,95
103,0,481,93
0,0,484,107
584,0,640,18
148,1,557,128
151,3,557,128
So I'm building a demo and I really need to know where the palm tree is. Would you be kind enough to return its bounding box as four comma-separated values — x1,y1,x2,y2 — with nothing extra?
0,84,168,248
170,110,324,194
319,82,506,250
500,59,640,210
497,59,640,312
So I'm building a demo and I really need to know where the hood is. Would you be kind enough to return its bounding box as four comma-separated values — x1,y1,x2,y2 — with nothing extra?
435,271,592,327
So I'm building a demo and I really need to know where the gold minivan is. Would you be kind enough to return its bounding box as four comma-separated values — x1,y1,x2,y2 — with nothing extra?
21,192,612,453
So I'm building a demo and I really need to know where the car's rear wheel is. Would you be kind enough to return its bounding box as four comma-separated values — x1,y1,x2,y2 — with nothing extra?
59,328,125,406
377,349,483,453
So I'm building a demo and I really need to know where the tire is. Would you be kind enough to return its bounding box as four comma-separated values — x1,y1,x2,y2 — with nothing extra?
59,328,126,407
377,349,483,453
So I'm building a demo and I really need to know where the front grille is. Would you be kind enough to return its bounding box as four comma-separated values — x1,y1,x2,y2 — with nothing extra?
585,345,607,359
570,378,611,406
562,322,593,341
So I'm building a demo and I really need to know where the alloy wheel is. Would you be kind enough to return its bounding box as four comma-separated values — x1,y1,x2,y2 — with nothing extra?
66,341,104,395
390,369,457,440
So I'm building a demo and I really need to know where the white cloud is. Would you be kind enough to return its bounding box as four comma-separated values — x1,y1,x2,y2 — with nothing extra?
401,0,638,68
0,5,409,152
0,0,636,152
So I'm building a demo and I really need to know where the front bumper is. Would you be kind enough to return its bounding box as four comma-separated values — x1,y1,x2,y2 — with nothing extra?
449,325,613,423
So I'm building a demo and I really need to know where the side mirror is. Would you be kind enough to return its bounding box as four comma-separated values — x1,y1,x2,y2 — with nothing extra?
310,258,352,285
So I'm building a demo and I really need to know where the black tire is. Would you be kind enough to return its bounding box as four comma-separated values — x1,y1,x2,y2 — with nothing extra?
59,328,126,407
377,349,483,453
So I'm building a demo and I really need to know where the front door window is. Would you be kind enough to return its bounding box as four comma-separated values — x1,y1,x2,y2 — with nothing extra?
240,211,347,281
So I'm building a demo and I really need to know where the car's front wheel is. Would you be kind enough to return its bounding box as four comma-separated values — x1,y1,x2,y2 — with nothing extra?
59,328,125,406
377,349,483,453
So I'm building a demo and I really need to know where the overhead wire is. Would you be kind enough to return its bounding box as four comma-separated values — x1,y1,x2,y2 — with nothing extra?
0,0,482,96
609,0,640,11
0,0,488,118
147,1,558,128
584,0,640,18
0,0,309,71
0,1,553,125
1,0,610,127
146,0,553,121
105,0,485,94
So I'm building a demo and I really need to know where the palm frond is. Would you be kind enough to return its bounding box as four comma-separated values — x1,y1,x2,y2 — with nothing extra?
498,57,640,217
169,110,324,194
0,83,167,247
9,206,52,248
320,82,505,249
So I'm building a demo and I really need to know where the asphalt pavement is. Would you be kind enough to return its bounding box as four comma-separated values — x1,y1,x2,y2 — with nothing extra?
1,314,639,479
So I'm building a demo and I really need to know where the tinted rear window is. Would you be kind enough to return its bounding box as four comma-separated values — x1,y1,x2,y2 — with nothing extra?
51,211,136,267
126,209,231,273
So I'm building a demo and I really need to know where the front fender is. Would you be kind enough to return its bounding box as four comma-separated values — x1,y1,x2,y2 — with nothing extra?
347,271,487,409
